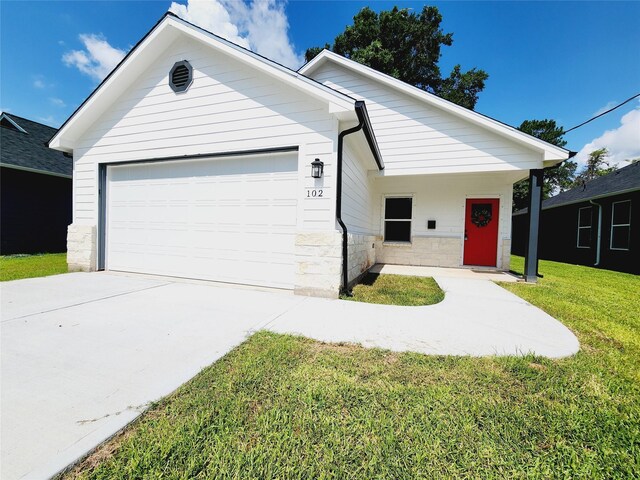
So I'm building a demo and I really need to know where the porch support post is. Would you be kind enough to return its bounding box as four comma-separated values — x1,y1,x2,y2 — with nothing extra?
524,169,544,282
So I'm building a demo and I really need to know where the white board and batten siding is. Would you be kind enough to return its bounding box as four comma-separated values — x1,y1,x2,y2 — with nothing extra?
72,35,339,233
106,153,298,288
309,63,543,176
372,173,514,239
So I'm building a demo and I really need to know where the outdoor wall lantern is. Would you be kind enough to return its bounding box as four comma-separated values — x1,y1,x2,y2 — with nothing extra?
311,158,324,178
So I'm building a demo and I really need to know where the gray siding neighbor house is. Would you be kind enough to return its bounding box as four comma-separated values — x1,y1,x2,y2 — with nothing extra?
512,162,639,274
1,112,72,254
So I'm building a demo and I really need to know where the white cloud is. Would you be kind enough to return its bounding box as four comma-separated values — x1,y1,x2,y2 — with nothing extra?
169,0,303,69
593,101,617,116
575,104,640,167
62,34,126,81
49,97,66,108
32,74,54,89
37,115,57,126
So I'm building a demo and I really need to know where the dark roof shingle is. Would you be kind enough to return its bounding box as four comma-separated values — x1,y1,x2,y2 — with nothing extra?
0,113,71,177
542,161,640,209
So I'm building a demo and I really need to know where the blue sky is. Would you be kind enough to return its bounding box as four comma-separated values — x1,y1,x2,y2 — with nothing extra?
2,1,639,166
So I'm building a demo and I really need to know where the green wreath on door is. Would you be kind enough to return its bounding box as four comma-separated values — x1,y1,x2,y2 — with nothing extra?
471,204,492,228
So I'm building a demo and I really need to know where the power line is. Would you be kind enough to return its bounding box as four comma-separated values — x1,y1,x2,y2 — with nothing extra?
562,93,640,134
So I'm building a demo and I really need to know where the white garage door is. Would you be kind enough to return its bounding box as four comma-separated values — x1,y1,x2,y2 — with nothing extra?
106,152,298,289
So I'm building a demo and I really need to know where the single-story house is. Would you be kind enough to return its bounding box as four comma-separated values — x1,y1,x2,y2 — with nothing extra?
1,112,72,254
512,162,639,274
49,13,570,297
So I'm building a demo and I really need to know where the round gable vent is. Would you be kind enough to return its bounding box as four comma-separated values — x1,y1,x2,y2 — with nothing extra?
170,60,193,93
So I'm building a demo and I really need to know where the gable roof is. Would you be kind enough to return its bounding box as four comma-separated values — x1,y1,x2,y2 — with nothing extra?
49,13,360,153
542,161,640,209
300,50,571,164
0,113,71,177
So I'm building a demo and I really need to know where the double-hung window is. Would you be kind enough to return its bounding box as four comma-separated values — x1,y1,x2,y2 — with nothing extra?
610,200,631,250
577,207,592,248
384,197,412,242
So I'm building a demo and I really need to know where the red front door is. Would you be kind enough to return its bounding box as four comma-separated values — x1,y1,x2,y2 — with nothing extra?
463,198,499,266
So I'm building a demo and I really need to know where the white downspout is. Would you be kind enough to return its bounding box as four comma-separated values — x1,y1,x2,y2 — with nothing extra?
589,200,602,266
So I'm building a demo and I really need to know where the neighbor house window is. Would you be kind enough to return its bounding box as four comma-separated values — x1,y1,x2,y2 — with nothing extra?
384,197,412,242
577,206,592,248
610,200,631,250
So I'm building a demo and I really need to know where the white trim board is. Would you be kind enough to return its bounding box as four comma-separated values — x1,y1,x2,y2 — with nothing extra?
300,50,570,163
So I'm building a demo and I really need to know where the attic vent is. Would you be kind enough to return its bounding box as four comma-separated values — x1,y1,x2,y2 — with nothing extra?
169,60,193,93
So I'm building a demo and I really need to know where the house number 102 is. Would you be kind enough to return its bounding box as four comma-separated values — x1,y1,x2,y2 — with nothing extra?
306,189,323,198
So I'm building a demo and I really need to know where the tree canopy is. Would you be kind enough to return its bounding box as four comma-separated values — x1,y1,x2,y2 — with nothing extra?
511,121,621,211
305,6,488,110
512,119,576,211
572,148,616,187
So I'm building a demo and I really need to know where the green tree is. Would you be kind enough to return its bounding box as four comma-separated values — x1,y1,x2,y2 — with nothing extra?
572,148,616,187
305,6,488,110
512,119,576,211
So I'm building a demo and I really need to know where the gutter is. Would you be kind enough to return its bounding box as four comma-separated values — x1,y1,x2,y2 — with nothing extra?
589,199,603,266
0,162,72,179
336,101,384,295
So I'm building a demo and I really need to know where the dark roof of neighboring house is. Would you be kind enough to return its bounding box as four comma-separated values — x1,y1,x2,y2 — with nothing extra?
543,161,640,209
0,113,71,177
514,162,640,215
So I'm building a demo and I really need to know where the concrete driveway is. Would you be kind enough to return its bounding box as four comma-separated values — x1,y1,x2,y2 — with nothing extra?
1,270,578,480
1,273,306,480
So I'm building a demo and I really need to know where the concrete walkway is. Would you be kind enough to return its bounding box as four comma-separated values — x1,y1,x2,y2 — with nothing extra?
266,273,579,358
1,271,578,480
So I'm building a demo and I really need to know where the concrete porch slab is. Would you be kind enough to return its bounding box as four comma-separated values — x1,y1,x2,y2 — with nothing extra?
369,263,520,283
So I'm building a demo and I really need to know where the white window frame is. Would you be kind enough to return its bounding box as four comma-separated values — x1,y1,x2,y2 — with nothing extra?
610,200,631,251
577,206,592,249
383,195,413,244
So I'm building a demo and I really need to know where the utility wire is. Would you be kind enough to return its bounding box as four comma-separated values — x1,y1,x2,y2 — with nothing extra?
562,93,640,134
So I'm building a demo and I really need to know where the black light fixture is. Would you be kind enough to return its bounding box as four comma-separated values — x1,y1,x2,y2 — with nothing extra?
311,158,324,178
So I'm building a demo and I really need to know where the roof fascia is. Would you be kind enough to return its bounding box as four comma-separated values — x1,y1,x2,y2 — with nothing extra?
50,15,357,152
168,17,356,113
0,162,72,179
1,113,28,133
49,14,175,152
542,187,640,211
354,101,383,170
301,51,570,162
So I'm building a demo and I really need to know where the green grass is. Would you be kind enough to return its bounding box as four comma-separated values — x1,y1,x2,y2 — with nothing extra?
64,258,640,479
0,253,68,281
341,273,444,306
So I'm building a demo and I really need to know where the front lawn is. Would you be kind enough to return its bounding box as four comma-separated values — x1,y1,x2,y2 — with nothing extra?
64,258,639,479
0,253,68,281
342,273,444,306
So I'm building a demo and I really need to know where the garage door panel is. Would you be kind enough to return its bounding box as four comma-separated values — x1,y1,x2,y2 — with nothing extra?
106,153,298,289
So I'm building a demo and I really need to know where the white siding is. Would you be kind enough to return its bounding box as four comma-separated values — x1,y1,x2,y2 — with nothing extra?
372,172,514,268
309,63,542,175
341,138,375,235
72,36,338,231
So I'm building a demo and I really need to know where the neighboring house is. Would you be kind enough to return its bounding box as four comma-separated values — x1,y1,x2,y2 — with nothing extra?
49,13,569,297
512,162,639,275
1,112,72,254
